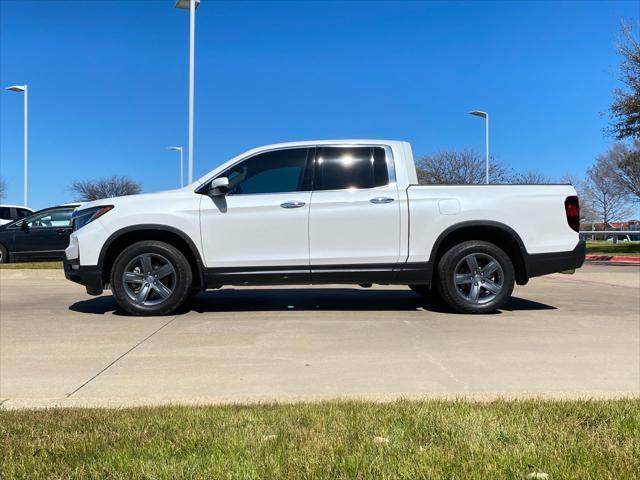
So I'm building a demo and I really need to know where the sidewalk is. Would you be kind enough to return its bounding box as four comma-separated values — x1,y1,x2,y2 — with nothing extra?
1,264,639,409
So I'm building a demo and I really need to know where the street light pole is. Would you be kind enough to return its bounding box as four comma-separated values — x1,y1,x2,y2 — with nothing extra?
167,146,184,187
484,113,489,184
468,110,489,184
175,0,200,184
5,84,28,206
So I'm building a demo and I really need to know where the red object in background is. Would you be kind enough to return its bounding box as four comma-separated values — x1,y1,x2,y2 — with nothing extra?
585,255,640,264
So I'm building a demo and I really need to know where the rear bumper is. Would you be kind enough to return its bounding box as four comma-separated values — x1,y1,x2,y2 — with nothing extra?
64,258,104,296
525,240,586,279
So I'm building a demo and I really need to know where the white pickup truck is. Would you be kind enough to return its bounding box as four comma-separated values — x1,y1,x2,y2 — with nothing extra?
65,140,585,315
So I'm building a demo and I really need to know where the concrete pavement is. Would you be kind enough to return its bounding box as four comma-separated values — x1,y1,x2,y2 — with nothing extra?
1,264,638,408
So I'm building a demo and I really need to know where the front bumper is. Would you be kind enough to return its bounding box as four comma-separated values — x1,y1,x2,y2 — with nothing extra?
64,258,104,296
524,240,586,279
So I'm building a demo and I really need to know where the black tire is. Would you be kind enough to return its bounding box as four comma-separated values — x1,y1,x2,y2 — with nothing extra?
408,284,441,302
436,240,515,314
189,288,201,297
111,240,193,316
0,243,8,264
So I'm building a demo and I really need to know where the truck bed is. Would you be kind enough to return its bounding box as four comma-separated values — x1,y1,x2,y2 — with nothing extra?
404,184,580,264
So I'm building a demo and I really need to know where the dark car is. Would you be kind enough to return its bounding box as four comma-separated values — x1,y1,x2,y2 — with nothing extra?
0,205,79,263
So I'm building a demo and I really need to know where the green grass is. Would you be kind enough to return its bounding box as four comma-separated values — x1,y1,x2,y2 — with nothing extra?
586,241,640,257
0,261,63,269
1,400,638,479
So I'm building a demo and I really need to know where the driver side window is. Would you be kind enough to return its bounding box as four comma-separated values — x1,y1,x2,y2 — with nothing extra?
222,148,311,195
24,210,72,228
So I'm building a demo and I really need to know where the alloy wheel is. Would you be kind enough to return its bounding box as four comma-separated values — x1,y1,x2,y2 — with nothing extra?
122,253,176,306
453,253,504,304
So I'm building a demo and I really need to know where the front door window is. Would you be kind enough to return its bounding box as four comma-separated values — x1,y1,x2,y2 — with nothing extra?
222,148,311,195
23,209,73,228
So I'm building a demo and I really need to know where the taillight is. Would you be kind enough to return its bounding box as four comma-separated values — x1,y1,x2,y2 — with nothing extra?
564,196,580,232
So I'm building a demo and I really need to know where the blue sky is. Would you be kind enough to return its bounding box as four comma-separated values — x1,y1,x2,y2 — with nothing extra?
0,0,637,209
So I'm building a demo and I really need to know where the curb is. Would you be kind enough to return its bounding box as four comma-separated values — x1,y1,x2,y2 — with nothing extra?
585,255,640,264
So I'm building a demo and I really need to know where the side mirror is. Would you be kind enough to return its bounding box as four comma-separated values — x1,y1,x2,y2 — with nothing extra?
20,221,29,232
210,177,229,197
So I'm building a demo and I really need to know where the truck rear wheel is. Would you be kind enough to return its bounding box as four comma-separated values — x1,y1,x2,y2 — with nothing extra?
111,240,193,316
436,240,514,314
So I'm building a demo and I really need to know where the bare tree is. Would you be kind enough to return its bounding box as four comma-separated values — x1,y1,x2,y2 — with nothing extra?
582,154,632,226
0,177,6,200
558,172,582,186
609,22,640,140
511,170,552,184
604,141,640,200
415,150,512,185
70,176,142,202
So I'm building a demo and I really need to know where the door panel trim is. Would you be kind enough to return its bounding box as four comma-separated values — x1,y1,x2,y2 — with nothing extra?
202,262,432,286
10,250,65,261
204,265,310,285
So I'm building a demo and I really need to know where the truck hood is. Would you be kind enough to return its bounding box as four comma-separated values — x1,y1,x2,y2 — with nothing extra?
76,188,188,212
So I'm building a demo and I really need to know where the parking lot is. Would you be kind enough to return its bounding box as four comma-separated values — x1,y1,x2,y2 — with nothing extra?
0,263,638,409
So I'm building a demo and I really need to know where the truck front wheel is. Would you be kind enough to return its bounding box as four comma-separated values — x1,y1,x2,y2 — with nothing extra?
408,284,441,303
111,240,193,316
436,240,515,314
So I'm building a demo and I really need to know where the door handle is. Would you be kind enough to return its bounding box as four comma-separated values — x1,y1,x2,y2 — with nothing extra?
280,201,306,209
369,197,394,204
55,228,66,234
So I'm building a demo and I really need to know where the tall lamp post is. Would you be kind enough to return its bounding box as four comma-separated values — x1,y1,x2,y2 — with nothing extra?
167,146,184,187
468,110,489,184
5,85,28,206
175,0,200,184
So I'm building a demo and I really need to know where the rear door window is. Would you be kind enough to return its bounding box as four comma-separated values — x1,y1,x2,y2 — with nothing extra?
313,147,389,191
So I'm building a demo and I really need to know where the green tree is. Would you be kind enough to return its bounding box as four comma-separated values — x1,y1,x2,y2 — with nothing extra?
609,23,640,140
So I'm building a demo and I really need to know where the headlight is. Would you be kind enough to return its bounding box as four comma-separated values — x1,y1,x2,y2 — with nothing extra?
72,206,113,231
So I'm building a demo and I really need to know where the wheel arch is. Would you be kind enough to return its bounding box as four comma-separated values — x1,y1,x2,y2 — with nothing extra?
428,221,529,285
98,225,205,289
